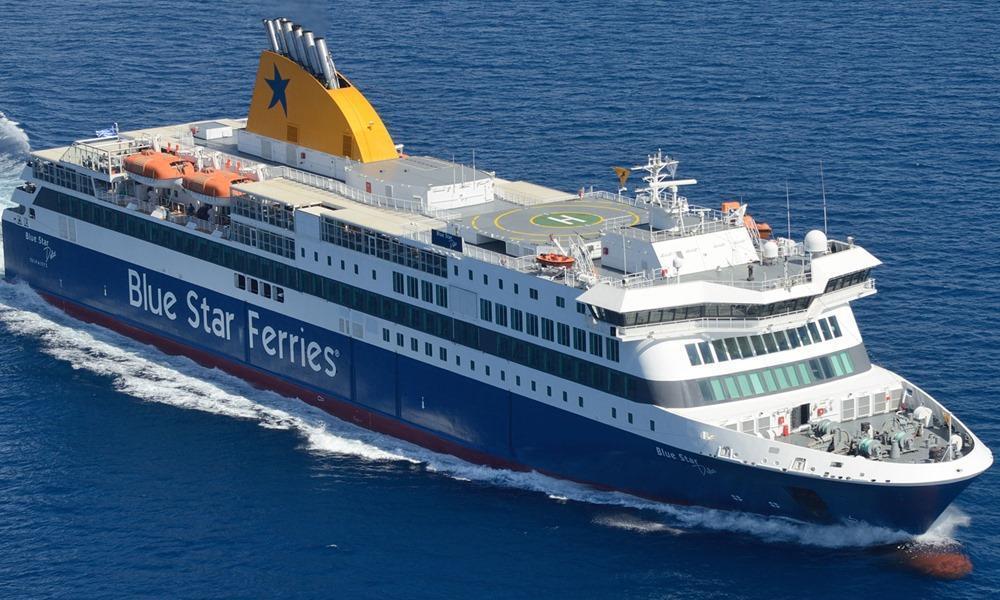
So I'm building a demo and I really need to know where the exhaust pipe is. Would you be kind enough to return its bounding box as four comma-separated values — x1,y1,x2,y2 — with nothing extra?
292,26,307,70
302,30,320,75
263,19,281,53
281,20,298,62
314,37,339,89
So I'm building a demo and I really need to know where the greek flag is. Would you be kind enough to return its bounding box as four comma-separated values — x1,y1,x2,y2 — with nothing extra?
95,122,119,138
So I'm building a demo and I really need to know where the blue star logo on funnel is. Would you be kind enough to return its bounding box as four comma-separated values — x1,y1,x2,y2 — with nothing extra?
265,65,290,116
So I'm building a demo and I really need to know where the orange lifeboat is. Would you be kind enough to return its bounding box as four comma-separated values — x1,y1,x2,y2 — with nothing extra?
181,168,253,205
537,253,575,268
743,215,773,240
124,150,192,188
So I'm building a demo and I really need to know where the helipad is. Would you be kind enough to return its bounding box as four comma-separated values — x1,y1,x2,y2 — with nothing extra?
466,201,644,242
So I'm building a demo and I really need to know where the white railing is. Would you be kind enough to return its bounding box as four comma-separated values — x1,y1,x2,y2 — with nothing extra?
266,165,424,213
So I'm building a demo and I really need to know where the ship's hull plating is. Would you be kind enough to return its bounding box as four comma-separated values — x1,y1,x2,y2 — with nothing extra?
2,219,971,534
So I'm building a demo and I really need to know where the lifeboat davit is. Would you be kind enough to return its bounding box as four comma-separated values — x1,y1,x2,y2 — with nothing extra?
537,253,575,268
124,150,192,188
181,168,253,205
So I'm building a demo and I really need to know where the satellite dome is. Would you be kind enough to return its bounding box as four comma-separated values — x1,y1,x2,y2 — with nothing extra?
804,229,828,254
762,240,779,260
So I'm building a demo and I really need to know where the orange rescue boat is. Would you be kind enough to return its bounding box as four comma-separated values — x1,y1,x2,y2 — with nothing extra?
182,168,253,204
537,253,575,268
123,150,192,188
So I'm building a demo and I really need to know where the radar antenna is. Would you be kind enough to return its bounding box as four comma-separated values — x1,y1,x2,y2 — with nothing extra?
633,150,697,233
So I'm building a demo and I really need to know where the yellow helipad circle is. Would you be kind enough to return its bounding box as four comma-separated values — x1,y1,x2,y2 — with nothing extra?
479,202,641,240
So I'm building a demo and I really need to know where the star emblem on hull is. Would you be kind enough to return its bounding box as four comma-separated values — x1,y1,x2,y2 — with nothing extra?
265,65,290,116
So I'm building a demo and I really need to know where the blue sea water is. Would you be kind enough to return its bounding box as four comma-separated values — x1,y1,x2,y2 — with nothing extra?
1,1,998,597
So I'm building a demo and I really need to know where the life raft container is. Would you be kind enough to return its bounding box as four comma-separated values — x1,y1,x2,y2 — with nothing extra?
123,150,192,188
537,253,575,268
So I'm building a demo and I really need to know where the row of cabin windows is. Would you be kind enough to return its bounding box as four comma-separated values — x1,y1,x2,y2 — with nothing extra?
594,295,816,328
479,299,620,362
465,268,559,306
35,188,638,399
233,195,295,231
697,351,857,403
231,220,296,259
381,327,653,431
235,273,285,302
392,271,448,308
824,269,872,293
685,315,844,366
321,216,448,278
33,160,95,195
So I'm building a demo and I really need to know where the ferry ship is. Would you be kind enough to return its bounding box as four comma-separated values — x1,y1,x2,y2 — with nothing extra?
2,19,991,534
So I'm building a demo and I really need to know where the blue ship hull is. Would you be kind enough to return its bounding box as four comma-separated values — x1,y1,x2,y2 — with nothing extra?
1,219,971,534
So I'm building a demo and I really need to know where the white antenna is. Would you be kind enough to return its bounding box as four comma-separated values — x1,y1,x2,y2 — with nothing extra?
472,149,476,173
785,181,792,240
820,160,828,234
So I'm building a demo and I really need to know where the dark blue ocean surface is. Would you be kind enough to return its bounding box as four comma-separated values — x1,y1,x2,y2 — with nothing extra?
1,1,998,597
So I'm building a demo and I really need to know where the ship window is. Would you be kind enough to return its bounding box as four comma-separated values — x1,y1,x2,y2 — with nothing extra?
495,304,508,327
761,334,778,353
557,324,570,346
455,355,461,366
468,269,473,281
737,337,753,357
526,313,538,336
483,274,489,285
383,328,390,342
573,328,587,351
425,342,433,357
421,280,433,303
628,413,633,424
686,343,702,365
562,391,568,402
650,420,656,431
840,351,855,374
531,380,536,391
787,328,802,348
236,273,246,290
341,260,345,270
710,379,726,401
819,319,833,341
485,365,491,376
262,283,272,299
697,341,714,364
541,318,554,341
250,279,259,294
511,309,523,332
723,377,740,398
784,366,800,387
372,269,377,280
589,333,603,357
749,373,765,394
807,322,822,344
829,353,845,377
411,338,418,352
606,338,620,362
712,339,729,362
774,330,790,351
480,299,492,321
300,247,305,258
819,356,835,378
435,285,448,308
761,370,778,392
275,287,284,303
797,325,812,345
798,363,813,384
470,360,475,371
828,316,843,337
406,276,419,298
774,367,789,389
577,302,587,314
725,338,742,359
556,297,565,308
578,396,584,407
750,336,767,355
530,288,539,300
736,375,753,397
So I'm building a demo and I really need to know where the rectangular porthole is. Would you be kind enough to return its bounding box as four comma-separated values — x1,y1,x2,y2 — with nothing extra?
725,338,741,359
697,341,714,364
829,316,843,337
787,328,801,348
797,326,812,345
808,322,822,344
737,337,753,357
751,336,767,355
762,334,779,353
819,319,833,341
774,330,790,351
